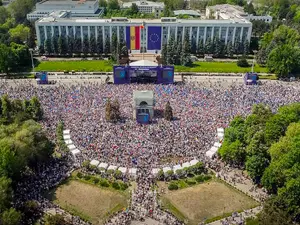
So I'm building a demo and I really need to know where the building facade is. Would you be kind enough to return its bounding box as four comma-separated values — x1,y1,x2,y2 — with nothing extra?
35,17,252,53
27,0,102,21
122,1,164,18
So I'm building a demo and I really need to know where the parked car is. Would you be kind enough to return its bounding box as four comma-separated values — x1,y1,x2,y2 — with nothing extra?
41,56,49,61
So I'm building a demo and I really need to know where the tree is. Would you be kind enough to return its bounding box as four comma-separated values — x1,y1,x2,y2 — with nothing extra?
226,42,234,58
246,154,269,183
44,39,52,56
0,7,10,24
256,47,268,66
52,37,59,55
82,36,89,56
205,39,213,54
104,37,110,54
107,0,120,10
164,101,173,121
39,45,45,55
0,44,13,74
111,99,121,122
8,24,30,44
237,57,250,67
218,140,246,166
197,40,204,56
96,37,103,55
29,96,43,121
74,38,82,55
58,36,67,56
111,32,118,61
244,2,256,15
105,99,112,121
8,0,34,24
161,43,168,65
120,42,128,58
167,37,175,64
130,3,139,14
181,32,192,66
1,95,12,123
0,176,12,213
67,36,74,56
267,44,300,78
1,208,22,225
89,36,96,54
243,40,249,56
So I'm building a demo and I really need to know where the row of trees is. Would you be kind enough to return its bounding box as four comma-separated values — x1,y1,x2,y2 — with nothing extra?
218,103,300,224
0,95,54,225
39,33,129,59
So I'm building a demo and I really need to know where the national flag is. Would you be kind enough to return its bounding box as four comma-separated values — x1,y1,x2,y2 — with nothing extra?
147,26,162,50
126,26,140,50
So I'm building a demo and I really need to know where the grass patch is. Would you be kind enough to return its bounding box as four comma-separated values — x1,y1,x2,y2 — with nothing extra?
47,180,129,224
34,60,269,73
258,74,277,80
175,62,268,73
160,197,187,223
159,179,259,225
35,60,114,72
245,217,259,225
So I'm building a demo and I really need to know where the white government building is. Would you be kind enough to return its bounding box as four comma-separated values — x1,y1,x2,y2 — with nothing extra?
35,16,252,53
122,0,165,18
27,0,102,21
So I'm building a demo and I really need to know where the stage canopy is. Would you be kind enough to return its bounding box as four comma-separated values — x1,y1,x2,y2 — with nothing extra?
129,60,158,67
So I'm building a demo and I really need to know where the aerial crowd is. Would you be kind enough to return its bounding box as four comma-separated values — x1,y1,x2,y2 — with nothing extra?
1,79,300,225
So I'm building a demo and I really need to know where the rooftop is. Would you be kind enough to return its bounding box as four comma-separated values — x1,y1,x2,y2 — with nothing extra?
133,90,154,100
207,4,248,19
174,10,201,17
38,0,97,5
38,16,250,24
123,0,164,8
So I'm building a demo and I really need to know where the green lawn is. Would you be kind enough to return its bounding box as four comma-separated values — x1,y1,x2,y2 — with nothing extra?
175,62,268,73
35,60,269,73
35,60,114,72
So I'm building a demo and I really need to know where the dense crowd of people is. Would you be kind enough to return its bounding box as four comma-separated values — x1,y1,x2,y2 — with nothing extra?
1,79,300,224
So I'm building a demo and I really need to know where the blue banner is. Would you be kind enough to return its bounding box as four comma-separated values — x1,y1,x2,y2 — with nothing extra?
147,26,162,50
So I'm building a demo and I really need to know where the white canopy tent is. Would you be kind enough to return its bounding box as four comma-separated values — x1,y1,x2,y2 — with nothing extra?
214,142,222,148
206,150,216,158
118,167,127,174
129,60,158,67
182,162,191,168
108,165,118,171
68,144,76,151
65,139,73,145
210,146,219,153
173,164,182,173
71,149,80,156
98,162,108,170
90,159,100,167
190,159,199,166
63,130,70,135
128,168,137,176
217,128,224,133
152,168,160,175
218,132,224,139
63,134,71,140
163,167,172,173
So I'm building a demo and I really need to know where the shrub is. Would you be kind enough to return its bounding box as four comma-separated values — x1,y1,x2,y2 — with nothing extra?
112,181,120,190
106,169,114,176
168,182,179,190
82,160,90,169
186,179,196,185
203,175,212,181
77,172,83,179
93,177,100,184
237,58,250,67
90,165,97,172
119,182,128,190
100,179,110,187
84,175,91,181
195,175,205,183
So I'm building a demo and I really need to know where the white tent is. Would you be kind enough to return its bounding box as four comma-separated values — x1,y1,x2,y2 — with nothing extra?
68,144,76,151
63,130,70,135
173,164,182,172
65,139,73,145
206,150,216,158
218,132,224,139
71,149,80,156
129,60,158,67
190,159,199,166
118,167,127,174
214,142,222,148
152,168,160,175
210,146,219,153
128,168,137,176
90,159,100,167
217,128,224,133
63,134,71,140
163,167,172,173
108,165,118,170
182,162,191,168
98,162,108,170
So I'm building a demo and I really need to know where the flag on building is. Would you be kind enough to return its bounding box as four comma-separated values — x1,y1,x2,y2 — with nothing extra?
147,26,162,50
126,26,140,50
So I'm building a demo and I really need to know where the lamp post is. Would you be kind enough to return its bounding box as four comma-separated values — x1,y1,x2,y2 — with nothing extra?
29,48,35,71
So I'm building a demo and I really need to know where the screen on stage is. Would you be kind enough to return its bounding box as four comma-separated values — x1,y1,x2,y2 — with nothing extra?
36,71,48,84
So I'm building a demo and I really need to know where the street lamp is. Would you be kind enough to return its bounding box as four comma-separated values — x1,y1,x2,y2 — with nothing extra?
29,48,35,72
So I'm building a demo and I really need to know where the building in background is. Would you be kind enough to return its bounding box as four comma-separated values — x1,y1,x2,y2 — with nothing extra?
35,17,252,53
173,10,201,18
206,4,272,23
27,0,102,21
122,1,164,18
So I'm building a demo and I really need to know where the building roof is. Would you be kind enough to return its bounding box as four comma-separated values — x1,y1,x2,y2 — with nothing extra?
37,16,250,24
207,4,248,20
123,0,164,8
174,10,200,17
130,60,158,66
133,90,154,100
